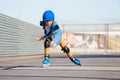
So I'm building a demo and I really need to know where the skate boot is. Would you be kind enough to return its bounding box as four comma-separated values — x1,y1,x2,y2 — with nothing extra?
70,57,81,66
42,54,50,67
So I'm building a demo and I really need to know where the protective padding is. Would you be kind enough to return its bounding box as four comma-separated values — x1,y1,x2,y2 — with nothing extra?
44,39,50,48
62,46,70,53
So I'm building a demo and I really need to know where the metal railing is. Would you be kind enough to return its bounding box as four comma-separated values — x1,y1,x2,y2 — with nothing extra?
60,23,120,54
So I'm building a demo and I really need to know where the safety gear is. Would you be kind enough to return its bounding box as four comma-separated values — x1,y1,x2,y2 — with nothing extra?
44,54,50,59
43,10,55,21
62,46,70,53
42,59,50,64
44,39,50,48
42,54,50,65
70,57,81,66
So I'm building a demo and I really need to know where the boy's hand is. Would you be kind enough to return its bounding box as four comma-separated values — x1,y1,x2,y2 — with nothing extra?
34,37,41,41
34,36,45,41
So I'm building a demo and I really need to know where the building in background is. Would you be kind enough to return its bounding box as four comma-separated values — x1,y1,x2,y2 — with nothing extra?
60,24,120,53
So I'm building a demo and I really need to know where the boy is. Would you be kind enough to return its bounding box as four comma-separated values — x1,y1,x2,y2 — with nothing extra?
34,10,81,66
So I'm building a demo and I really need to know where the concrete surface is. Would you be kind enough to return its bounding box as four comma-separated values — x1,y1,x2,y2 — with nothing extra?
0,53,120,80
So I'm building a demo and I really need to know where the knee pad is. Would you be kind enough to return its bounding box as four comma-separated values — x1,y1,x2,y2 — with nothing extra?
62,46,70,53
44,39,50,48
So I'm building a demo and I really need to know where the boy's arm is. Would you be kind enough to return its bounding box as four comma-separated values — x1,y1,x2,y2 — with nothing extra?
34,36,46,41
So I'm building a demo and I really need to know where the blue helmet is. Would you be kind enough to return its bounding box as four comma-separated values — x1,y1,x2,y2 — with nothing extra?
43,10,55,21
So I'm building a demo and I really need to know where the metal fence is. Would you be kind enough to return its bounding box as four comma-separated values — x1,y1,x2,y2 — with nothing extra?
60,23,120,54
0,13,120,57
0,13,44,57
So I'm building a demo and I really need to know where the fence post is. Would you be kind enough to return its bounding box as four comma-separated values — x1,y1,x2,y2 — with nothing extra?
104,24,109,53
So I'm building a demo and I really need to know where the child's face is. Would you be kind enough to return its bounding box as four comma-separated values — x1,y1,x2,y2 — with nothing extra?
45,20,53,27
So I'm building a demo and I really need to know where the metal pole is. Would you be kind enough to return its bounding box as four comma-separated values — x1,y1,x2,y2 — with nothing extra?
105,24,108,54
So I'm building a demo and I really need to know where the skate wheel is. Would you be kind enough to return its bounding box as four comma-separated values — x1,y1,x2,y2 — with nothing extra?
43,64,50,68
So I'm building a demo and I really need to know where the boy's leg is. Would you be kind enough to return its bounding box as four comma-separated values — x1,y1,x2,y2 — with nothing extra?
59,39,73,57
42,39,51,65
59,39,81,66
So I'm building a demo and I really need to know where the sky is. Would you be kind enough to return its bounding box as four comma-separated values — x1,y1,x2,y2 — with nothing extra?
0,0,120,26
